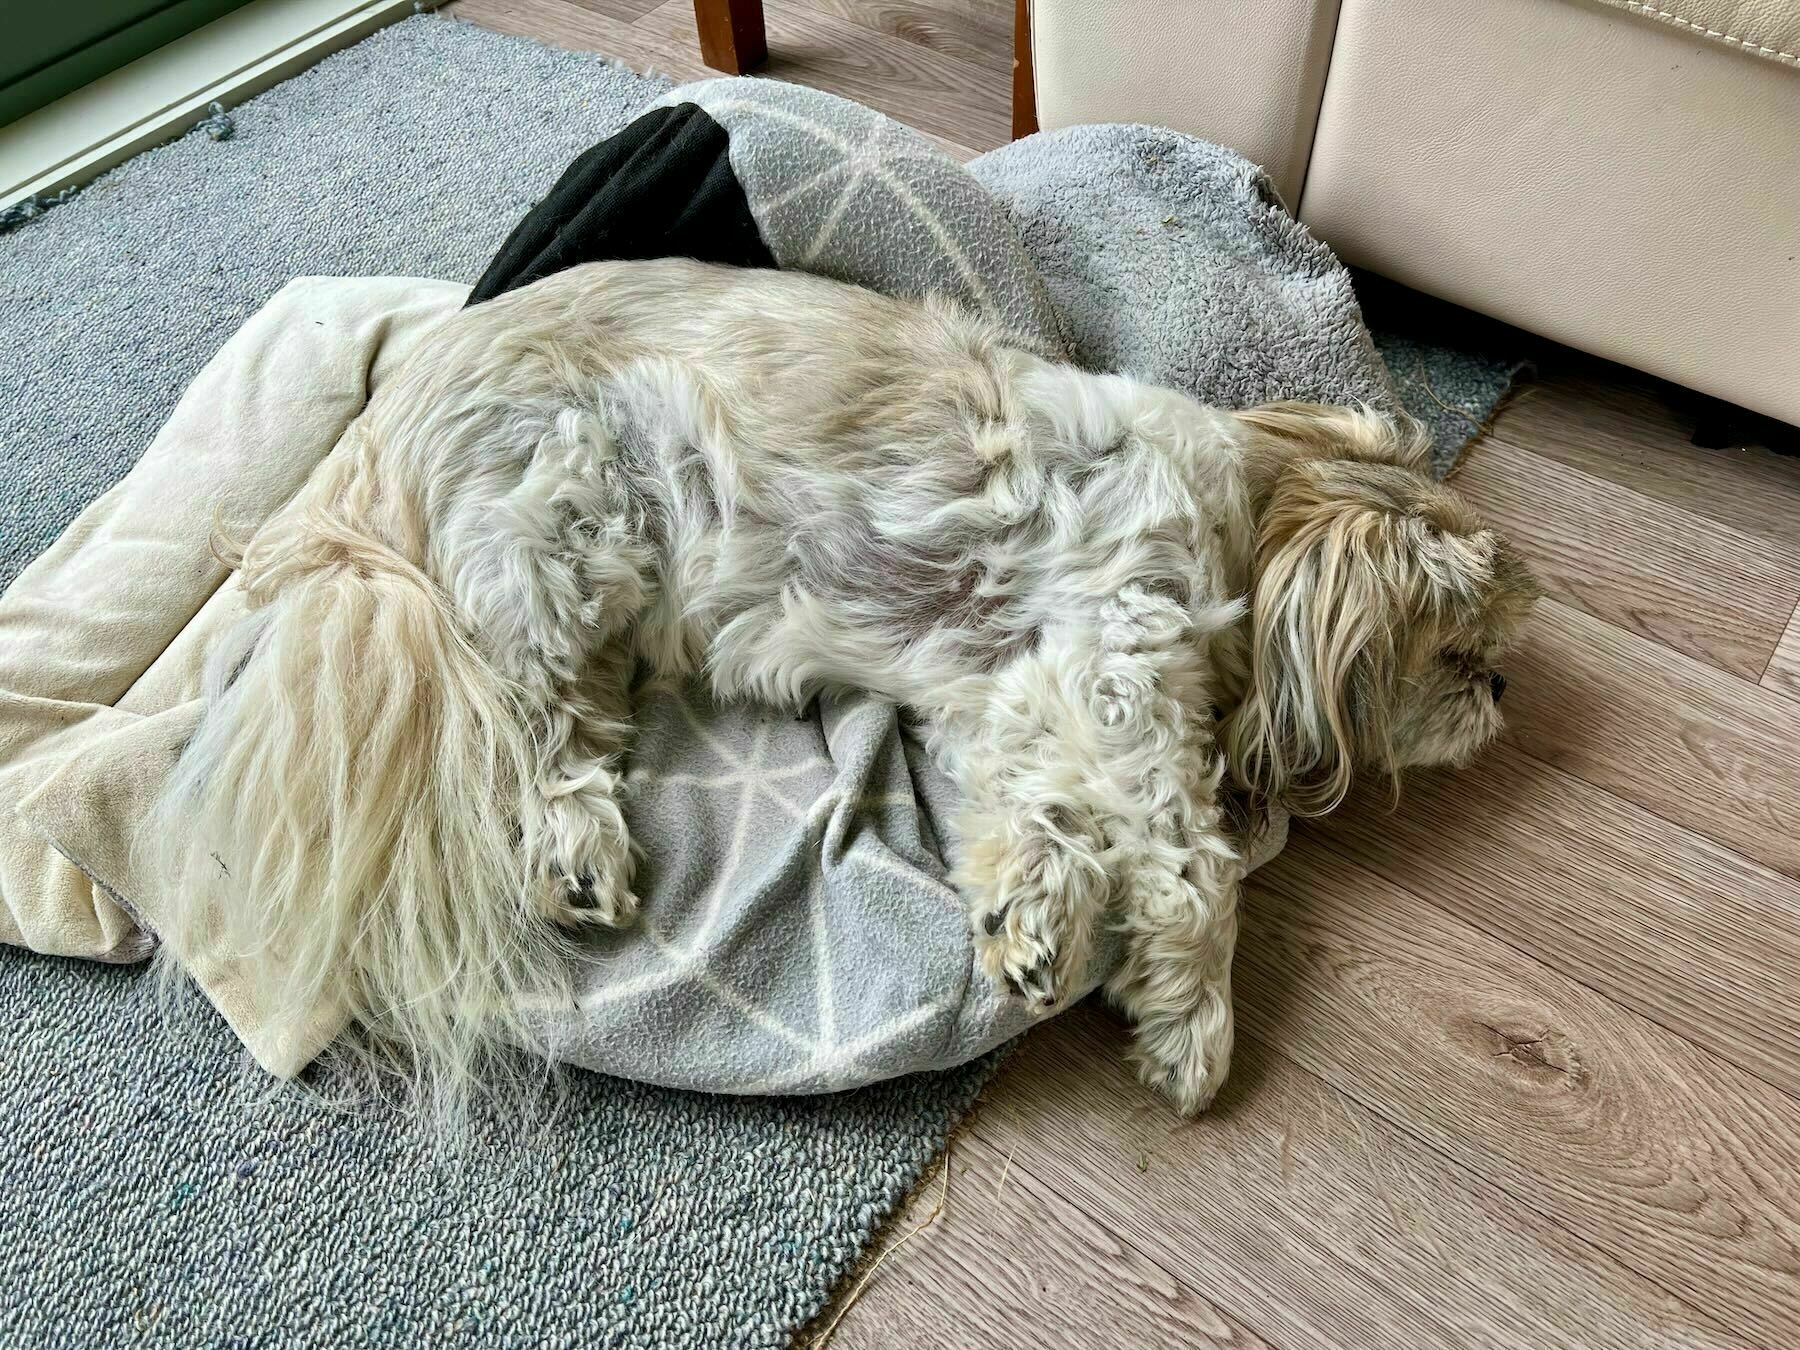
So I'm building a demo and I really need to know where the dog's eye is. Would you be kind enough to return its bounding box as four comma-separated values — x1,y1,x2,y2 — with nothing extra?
1441,650,1480,678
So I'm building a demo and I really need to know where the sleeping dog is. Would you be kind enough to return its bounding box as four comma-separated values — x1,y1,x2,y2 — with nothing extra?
151,259,1538,1117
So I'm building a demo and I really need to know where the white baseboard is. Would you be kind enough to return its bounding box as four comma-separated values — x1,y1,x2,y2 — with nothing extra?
0,0,420,212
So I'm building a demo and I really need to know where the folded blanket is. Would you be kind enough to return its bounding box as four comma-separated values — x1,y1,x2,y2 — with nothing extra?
0,278,470,1070
1,80,1425,1091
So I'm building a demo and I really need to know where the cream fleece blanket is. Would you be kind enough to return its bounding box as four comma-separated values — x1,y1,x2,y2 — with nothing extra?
0,277,467,1073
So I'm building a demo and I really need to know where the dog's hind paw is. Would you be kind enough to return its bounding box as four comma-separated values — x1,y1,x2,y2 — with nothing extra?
530,847,638,932
525,787,639,931
551,866,639,930
1128,983,1234,1115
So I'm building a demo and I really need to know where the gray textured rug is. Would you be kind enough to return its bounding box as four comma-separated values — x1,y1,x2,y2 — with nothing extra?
0,14,1519,1346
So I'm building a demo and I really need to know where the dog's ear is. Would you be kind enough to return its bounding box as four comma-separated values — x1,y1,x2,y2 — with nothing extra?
1235,402,1431,515
1221,470,1404,816
1394,514,1505,613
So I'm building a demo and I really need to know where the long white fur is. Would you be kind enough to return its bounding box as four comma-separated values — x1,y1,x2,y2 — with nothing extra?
146,259,1525,1120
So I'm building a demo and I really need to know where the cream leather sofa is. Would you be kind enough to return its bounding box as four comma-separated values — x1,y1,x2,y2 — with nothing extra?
1025,0,1800,427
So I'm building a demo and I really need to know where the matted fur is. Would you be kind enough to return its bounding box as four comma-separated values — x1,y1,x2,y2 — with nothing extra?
147,259,1536,1119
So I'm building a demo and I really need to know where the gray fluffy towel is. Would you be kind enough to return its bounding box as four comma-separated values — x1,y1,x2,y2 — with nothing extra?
969,124,1395,434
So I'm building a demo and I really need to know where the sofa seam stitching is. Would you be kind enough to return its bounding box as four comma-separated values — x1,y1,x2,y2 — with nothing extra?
1611,1,1800,64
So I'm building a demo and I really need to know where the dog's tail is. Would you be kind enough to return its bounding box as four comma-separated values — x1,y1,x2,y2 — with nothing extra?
148,450,564,1126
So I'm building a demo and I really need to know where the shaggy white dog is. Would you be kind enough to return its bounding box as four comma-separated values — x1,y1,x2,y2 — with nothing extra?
151,259,1537,1117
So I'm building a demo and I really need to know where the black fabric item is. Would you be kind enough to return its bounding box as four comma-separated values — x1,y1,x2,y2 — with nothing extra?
467,102,774,306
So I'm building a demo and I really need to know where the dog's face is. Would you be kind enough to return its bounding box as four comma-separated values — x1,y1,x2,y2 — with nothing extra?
1223,404,1541,815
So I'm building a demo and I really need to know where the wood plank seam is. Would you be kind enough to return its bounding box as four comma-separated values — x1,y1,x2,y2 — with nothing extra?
1493,598,1800,884
1451,435,1800,681
967,1008,1757,1349
1508,742,1800,890
1509,730,1800,888
1286,816,1710,1075
1762,596,1800,680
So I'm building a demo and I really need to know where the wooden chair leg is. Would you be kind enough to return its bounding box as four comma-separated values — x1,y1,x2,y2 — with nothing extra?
694,0,768,75
1012,0,1038,138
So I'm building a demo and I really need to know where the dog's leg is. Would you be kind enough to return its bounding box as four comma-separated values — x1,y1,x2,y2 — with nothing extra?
940,624,1119,1012
1090,586,1242,1114
520,646,639,930
949,585,1241,1110
955,779,1112,1013
1107,847,1241,1115
447,450,655,932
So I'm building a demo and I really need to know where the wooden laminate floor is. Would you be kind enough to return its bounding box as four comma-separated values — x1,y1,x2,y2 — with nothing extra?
439,4,1800,1345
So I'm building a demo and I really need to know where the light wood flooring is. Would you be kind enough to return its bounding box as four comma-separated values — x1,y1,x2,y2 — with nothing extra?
438,3,1800,1345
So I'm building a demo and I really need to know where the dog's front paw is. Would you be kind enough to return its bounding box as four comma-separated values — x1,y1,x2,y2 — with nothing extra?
974,893,1063,1012
1130,983,1234,1115
964,813,1109,1015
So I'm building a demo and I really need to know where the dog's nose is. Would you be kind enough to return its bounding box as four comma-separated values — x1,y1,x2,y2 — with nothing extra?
1489,671,1507,702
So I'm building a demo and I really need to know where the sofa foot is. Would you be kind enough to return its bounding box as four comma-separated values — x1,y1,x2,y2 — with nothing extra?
695,0,767,75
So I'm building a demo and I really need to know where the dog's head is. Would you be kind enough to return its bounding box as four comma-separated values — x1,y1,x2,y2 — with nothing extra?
1222,402,1540,815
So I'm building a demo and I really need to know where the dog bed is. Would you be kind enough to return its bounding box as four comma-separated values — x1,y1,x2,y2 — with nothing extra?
1,80,1421,1092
